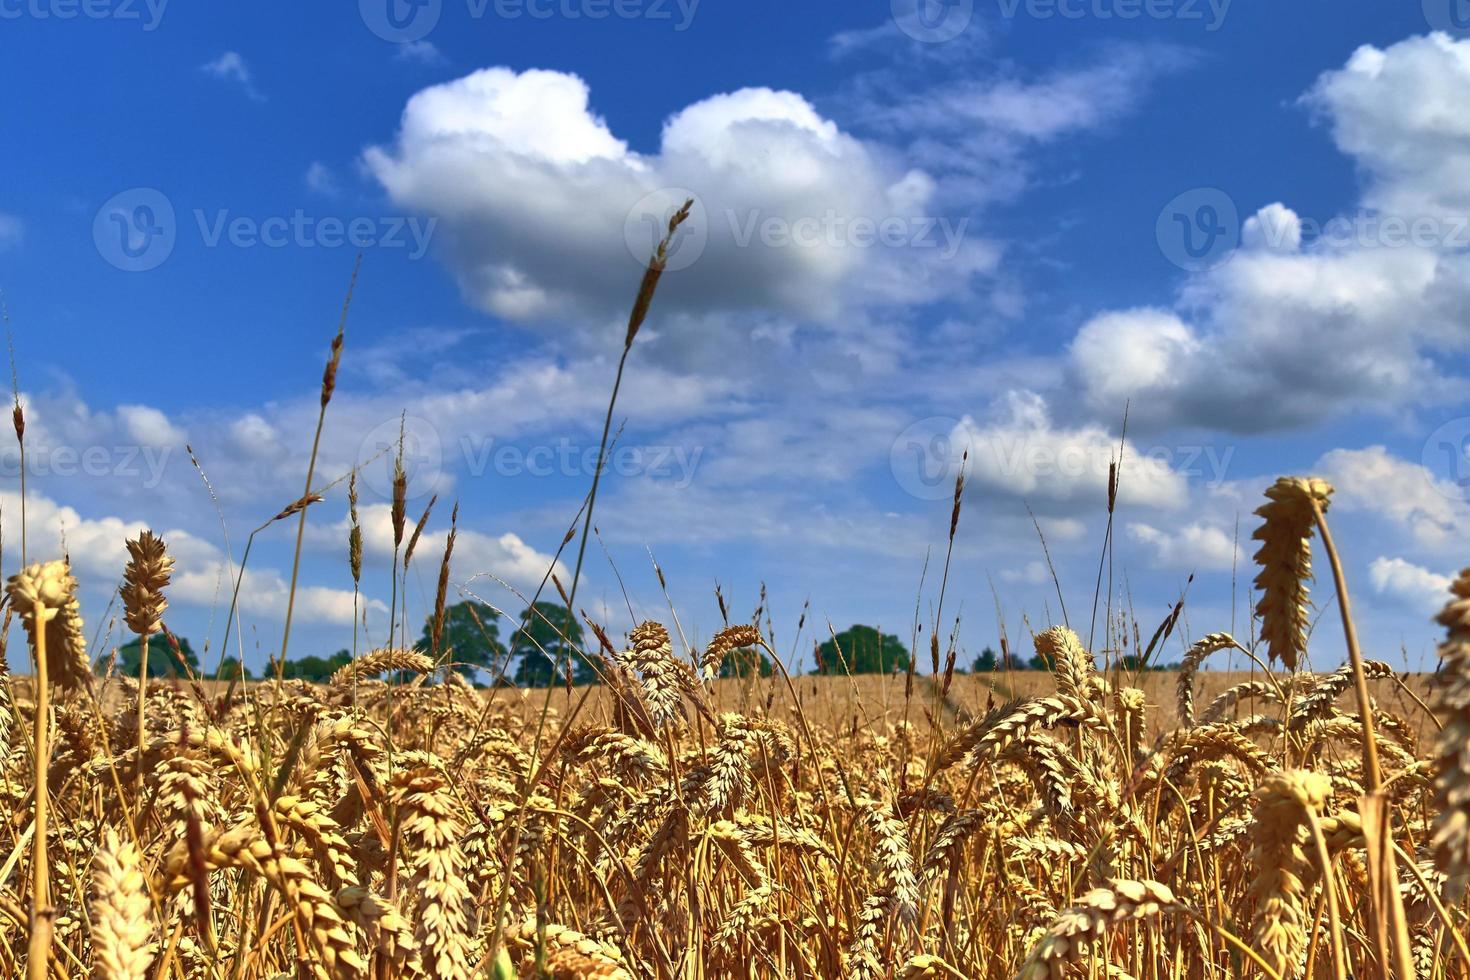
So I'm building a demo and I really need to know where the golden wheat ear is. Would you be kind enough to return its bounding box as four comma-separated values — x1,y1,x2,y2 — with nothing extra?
7,560,90,692
1432,567,1470,901
1251,476,1334,671
120,530,173,638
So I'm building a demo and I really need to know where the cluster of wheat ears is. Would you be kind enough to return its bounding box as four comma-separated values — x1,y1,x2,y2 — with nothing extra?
1,213,1468,979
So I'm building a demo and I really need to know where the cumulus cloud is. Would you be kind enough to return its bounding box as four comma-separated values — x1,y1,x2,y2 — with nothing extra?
1127,521,1239,572
1067,34,1470,432
1303,33,1470,220
952,391,1188,510
1369,556,1455,612
200,52,264,101
0,489,372,626
330,503,566,599
363,67,994,329
1317,445,1468,548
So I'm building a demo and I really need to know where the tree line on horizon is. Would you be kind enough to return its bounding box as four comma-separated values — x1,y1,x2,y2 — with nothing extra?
97,606,1180,685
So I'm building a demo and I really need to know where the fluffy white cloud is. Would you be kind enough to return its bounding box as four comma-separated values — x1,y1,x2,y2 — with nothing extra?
332,503,566,600
1369,556,1455,612
1317,445,1468,548
954,391,1188,509
1303,33,1470,220
0,489,372,627
1126,521,1239,572
1067,35,1470,431
1069,308,1200,414
364,67,992,328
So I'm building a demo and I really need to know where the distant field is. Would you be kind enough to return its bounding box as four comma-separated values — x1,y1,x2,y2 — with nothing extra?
454,665,1444,740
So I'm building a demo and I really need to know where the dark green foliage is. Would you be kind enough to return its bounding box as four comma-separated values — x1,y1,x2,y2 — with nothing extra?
971,646,999,673
103,634,201,678
720,645,773,678
417,600,504,681
814,625,910,675
279,649,353,683
511,601,595,687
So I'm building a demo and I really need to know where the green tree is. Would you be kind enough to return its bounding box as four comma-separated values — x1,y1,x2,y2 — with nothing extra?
720,645,773,679
417,600,505,683
971,647,999,673
279,650,353,683
814,625,910,675
511,602,593,687
104,635,201,678
216,657,253,681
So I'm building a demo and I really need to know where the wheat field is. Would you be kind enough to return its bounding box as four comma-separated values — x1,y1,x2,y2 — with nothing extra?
0,215,1467,979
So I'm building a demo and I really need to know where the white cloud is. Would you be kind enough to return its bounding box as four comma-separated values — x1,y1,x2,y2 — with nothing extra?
0,489,372,627
953,391,1188,509
117,404,185,447
1369,556,1455,612
363,66,993,327
1065,35,1470,432
201,52,264,101
305,162,340,196
1317,445,1468,548
394,40,445,65
332,503,566,600
1069,308,1201,414
0,213,22,249
1000,560,1049,584
1127,521,1239,572
1303,33,1470,220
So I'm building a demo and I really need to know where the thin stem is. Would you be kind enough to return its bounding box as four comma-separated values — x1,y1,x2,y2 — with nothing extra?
27,604,51,980
134,632,149,798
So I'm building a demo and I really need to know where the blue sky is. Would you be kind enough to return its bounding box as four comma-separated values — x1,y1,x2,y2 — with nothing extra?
1,0,1468,676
